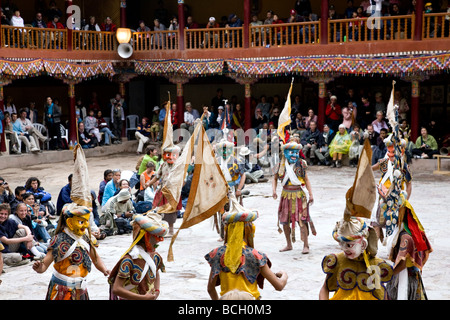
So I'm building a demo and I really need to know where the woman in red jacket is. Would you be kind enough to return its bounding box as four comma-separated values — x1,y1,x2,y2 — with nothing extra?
325,95,342,132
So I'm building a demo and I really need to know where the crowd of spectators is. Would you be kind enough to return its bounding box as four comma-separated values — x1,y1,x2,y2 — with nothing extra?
0,91,128,155
2,1,448,50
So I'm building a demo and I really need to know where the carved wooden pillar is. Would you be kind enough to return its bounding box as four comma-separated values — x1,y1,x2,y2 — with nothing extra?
167,75,192,126
402,74,429,142
178,0,185,50
320,0,329,44
63,79,81,145
228,75,258,131
0,78,12,153
309,74,336,129
120,0,127,28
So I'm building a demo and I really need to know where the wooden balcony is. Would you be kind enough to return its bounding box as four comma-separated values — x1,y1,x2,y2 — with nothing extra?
0,13,449,61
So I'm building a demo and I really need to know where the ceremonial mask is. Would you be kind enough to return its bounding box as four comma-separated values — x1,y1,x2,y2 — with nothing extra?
284,149,299,164
339,237,367,260
66,213,90,237
163,151,179,164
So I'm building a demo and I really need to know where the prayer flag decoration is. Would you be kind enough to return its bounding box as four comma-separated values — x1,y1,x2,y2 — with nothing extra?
167,120,229,261
276,78,294,143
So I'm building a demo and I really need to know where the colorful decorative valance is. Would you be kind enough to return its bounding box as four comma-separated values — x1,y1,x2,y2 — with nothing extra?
226,53,450,77
0,59,115,81
135,59,224,76
43,60,116,81
0,58,43,78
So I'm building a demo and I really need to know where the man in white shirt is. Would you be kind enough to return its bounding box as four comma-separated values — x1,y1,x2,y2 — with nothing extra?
181,102,199,134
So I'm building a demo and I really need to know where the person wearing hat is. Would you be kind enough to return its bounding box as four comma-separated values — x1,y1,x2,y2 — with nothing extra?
319,140,394,300
100,189,135,236
205,195,288,299
239,146,265,184
32,145,110,299
272,141,315,254
108,211,168,300
202,16,220,48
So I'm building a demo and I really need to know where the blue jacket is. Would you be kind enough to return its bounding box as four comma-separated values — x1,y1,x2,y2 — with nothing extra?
27,187,52,203
0,110,4,133
101,180,118,207
56,184,72,215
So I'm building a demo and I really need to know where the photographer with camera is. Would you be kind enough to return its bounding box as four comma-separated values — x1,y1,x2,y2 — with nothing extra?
0,177,14,205
412,126,439,159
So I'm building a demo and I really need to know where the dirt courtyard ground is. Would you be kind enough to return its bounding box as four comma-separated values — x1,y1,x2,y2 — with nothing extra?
0,153,448,300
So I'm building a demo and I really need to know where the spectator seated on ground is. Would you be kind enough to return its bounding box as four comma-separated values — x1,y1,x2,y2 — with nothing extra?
0,177,14,205
98,169,113,205
24,177,55,216
9,203,49,256
329,124,352,168
138,161,156,201
138,146,160,176
22,192,55,239
9,186,26,214
102,169,121,207
0,203,46,260
19,199,52,247
100,189,134,236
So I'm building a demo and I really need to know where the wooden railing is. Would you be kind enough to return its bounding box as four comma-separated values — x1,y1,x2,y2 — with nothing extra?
423,12,450,39
72,30,116,51
133,30,179,51
0,14,449,53
328,15,415,43
1,25,67,50
250,21,320,47
185,27,243,49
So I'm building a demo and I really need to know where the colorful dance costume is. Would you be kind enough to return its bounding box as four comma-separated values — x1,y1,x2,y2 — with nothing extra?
321,140,393,300
108,212,168,299
276,142,312,242
205,196,270,299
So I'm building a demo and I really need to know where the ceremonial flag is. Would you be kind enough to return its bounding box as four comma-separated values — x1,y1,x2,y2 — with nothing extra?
276,78,294,143
344,139,376,220
161,97,173,152
386,80,397,130
167,121,229,261
70,144,91,208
